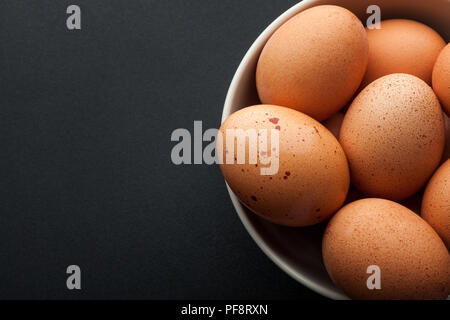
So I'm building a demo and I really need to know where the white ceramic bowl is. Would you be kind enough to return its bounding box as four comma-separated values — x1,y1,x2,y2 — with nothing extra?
222,0,450,299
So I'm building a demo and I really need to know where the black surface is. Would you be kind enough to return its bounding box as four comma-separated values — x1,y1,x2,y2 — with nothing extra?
0,0,323,299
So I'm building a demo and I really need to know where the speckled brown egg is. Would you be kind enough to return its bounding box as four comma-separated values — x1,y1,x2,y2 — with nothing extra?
323,198,450,300
360,19,445,89
256,5,368,121
422,160,450,249
219,105,350,226
340,74,445,201
433,44,450,116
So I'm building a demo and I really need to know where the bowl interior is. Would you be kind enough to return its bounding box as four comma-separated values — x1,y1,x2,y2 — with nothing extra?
222,0,450,299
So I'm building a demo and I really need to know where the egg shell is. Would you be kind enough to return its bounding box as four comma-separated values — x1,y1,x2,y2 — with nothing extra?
432,44,450,116
340,73,445,201
219,105,350,227
361,19,445,89
422,160,450,249
323,198,450,300
256,5,368,121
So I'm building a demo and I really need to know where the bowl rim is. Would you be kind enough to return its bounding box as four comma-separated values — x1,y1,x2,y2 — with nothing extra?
221,0,347,300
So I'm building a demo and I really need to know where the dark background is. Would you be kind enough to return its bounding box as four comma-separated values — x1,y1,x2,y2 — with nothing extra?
0,0,323,299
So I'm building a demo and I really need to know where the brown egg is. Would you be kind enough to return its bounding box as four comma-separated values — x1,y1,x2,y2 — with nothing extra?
323,198,450,300
422,160,450,248
433,44,450,116
340,74,445,201
256,5,368,121
360,19,445,89
219,105,349,226
323,112,344,139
